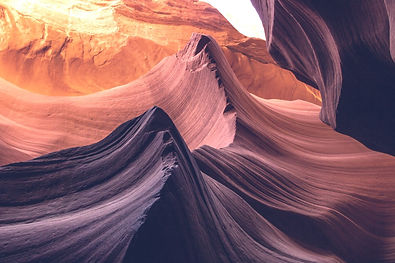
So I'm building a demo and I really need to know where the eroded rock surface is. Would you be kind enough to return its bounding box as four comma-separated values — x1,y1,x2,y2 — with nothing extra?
251,0,395,154
0,0,320,104
1,34,395,263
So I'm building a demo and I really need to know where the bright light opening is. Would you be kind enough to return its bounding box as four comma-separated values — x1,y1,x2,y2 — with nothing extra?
200,0,265,39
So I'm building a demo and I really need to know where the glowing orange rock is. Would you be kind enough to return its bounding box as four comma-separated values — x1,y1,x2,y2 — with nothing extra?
0,0,320,104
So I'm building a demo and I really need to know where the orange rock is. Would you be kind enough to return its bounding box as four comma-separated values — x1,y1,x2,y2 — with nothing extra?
0,0,321,104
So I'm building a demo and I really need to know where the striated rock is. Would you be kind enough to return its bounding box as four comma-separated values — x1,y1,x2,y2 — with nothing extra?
224,40,321,104
251,0,395,154
0,34,237,165
0,107,340,263
0,0,320,103
1,33,395,262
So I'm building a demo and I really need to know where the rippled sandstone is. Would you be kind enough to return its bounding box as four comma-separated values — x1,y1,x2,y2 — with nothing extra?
1,34,394,263
0,0,320,104
251,0,395,154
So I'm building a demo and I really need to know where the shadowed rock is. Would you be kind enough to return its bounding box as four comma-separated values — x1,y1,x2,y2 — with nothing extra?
251,0,395,155
1,33,395,263
0,107,339,263
0,34,237,165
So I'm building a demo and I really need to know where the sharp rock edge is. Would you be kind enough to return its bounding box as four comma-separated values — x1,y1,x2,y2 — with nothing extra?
0,33,237,165
188,33,395,263
251,0,395,155
0,106,339,263
1,33,395,263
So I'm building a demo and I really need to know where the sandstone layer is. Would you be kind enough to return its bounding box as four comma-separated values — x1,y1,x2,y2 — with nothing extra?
1,34,394,262
0,0,320,104
251,0,395,154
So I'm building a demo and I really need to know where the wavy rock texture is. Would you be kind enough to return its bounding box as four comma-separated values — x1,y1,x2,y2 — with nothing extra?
0,107,339,263
224,39,321,104
251,0,395,154
1,34,395,263
0,0,320,104
0,35,238,165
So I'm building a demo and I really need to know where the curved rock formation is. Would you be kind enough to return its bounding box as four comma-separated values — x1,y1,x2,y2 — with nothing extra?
251,0,395,154
1,33,395,262
224,38,321,104
0,35,236,165
0,0,320,103
0,107,341,263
